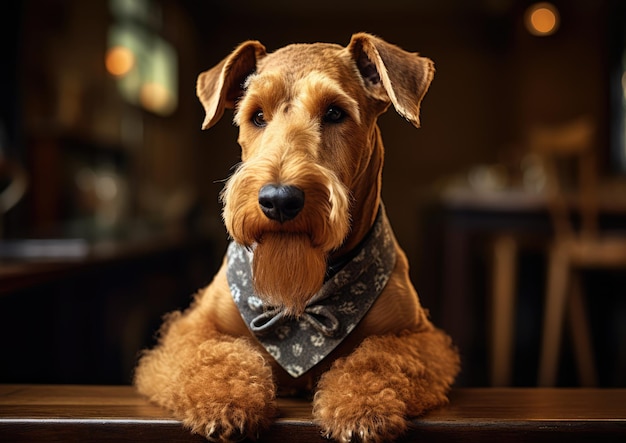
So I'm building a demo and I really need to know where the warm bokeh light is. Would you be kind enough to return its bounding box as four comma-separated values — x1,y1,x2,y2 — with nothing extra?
140,82,175,115
525,2,560,36
105,45,135,77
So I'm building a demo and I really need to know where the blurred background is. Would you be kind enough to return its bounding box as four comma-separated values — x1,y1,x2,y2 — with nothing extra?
0,0,625,387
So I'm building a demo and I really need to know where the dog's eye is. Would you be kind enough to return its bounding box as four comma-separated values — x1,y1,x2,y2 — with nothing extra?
252,110,267,127
323,106,346,124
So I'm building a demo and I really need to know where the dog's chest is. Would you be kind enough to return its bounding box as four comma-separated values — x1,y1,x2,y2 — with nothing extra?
226,207,397,378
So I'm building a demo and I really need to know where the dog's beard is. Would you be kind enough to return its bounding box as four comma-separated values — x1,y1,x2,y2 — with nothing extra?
252,232,326,317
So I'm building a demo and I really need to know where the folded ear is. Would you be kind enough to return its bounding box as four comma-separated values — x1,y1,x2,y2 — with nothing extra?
196,41,266,130
348,33,434,127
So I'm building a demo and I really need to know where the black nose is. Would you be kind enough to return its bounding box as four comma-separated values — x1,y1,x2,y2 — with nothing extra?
258,184,305,222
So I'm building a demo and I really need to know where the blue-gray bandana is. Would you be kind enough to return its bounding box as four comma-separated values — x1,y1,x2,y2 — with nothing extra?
226,206,397,378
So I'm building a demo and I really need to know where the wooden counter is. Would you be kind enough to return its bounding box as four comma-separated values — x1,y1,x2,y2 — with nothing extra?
1,385,625,442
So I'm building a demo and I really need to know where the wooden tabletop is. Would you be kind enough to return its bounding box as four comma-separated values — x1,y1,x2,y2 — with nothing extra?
0,230,214,295
438,179,626,214
1,385,625,442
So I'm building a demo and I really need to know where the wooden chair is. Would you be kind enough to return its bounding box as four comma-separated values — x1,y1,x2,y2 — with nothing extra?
534,116,626,386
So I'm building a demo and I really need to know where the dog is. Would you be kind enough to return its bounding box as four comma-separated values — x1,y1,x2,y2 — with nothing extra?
135,33,460,443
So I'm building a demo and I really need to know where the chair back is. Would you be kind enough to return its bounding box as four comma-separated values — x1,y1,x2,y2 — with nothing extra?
529,116,597,241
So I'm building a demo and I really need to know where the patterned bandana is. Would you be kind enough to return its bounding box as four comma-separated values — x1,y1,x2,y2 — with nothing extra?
226,206,397,378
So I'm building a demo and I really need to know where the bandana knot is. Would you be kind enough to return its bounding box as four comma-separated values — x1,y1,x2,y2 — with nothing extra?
249,304,340,338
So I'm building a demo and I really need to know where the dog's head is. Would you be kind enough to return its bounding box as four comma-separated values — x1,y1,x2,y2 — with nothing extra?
197,33,433,315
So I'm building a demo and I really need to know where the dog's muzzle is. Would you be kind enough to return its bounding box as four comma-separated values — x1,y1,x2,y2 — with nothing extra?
258,184,305,223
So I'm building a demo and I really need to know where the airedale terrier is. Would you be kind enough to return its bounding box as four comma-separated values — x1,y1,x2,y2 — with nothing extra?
135,32,460,443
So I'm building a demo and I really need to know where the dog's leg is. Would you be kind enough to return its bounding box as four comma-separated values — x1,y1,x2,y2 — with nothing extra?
134,300,277,442
313,328,459,443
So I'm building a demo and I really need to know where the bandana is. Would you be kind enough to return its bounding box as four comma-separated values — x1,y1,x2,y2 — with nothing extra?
226,206,397,378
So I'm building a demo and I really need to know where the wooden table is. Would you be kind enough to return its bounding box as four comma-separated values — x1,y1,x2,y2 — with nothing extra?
1,385,625,442
425,185,626,386
0,230,214,295
0,232,217,385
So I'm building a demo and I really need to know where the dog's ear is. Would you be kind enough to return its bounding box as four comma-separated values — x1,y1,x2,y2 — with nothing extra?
197,41,266,130
348,33,434,128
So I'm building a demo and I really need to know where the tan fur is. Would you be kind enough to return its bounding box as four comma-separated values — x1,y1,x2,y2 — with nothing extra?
135,33,459,443
252,233,327,316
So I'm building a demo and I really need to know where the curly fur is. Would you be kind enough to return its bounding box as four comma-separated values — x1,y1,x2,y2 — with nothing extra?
135,310,277,441
313,329,459,442
135,33,459,443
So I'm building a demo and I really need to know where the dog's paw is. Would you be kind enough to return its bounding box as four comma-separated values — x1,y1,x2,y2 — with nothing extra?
313,387,408,443
201,421,245,443
171,338,277,442
183,397,273,443
200,419,253,443
180,383,277,443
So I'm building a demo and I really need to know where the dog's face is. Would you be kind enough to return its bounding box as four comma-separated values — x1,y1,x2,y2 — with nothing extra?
228,44,364,257
197,34,434,315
